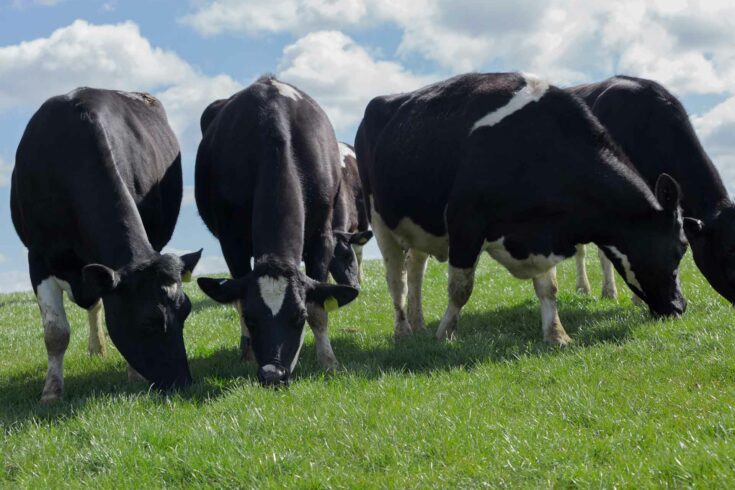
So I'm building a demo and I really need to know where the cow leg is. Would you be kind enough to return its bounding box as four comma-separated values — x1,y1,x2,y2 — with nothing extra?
220,231,254,362
87,300,106,355
598,248,618,299
35,276,71,403
374,225,411,337
127,363,146,383
305,234,339,369
533,267,572,346
352,244,364,285
575,244,591,294
406,249,429,333
436,263,476,341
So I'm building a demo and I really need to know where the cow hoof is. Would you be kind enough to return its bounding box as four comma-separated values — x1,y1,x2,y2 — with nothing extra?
601,288,618,300
545,331,573,347
394,321,413,338
40,377,63,403
88,344,106,356
318,356,339,371
576,283,591,295
631,294,645,306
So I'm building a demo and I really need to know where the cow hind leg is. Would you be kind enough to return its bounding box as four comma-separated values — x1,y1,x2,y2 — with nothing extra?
406,249,429,333
374,227,411,338
598,248,618,300
575,244,591,294
533,267,572,346
436,264,476,341
87,300,106,356
36,277,71,403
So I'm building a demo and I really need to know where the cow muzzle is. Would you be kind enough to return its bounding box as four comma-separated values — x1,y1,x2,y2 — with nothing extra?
257,364,289,387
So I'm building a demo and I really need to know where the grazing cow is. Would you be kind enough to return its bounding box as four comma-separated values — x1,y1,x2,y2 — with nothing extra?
195,75,359,386
568,76,734,302
11,88,201,402
356,72,688,344
330,142,373,286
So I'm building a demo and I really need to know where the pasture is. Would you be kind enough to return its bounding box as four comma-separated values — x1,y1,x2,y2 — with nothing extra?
1,249,735,488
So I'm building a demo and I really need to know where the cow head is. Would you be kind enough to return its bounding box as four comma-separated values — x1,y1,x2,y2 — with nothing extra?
82,250,202,389
329,230,373,287
600,174,687,317
683,205,735,303
197,260,358,387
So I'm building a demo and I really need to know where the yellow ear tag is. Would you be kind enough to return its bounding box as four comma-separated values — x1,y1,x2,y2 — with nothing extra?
182,271,192,283
324,297,339,313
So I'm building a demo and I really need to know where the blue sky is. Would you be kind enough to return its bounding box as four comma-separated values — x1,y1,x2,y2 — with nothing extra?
1,0,735,291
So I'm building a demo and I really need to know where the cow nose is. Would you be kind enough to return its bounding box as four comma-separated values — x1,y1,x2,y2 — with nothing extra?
257,364,289,387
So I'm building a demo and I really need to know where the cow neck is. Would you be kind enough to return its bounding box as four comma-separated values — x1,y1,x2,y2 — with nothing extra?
250,153,305,266
77,157,157,270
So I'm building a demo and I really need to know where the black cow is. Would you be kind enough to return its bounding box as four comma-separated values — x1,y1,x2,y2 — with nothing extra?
569,76,735,303
330,142,373,286
195,75,358,386
11,88,201,402
356,72,687,344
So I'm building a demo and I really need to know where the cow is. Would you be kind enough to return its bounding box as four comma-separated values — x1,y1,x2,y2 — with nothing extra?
568,76,735,303
330,142,373,287
11,88,202,402
195,75,359,387
355,72,688,345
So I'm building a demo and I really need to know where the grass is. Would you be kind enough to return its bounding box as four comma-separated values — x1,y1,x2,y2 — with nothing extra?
1,248,735,488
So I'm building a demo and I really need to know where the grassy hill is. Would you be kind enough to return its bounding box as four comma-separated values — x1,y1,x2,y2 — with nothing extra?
1,249,735,488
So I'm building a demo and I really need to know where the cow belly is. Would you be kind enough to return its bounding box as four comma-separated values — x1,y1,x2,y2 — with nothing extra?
370,199,449,261
484,238,566,279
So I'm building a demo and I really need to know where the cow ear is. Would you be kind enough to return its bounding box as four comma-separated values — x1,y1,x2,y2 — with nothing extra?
197,277,245,304
180,249,203,282
683,217,704,238
349,230,373,246
83,264,121,297
655,173,681,213
306,282,359,311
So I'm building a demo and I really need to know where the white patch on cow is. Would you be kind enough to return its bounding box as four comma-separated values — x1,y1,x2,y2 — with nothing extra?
162,282,180,299
271,80,302,101
261,364,280,374
484,237,566,279
338,142,355,169
37,277,71,402
370,197,449,262
470,74,549,134
257,276,288,316
54,277,75,302
289,327,307,373
604,246,642,291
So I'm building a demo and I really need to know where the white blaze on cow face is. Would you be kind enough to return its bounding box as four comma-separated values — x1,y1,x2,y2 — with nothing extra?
338,142,356,169
484,238,566,279
271,80,302,101
470,74,549,134
605,246,642,291
162,282,180,300
257,276,288,316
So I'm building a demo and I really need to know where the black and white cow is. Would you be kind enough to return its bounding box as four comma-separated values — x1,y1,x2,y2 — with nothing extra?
11,88,201,402
568,76,735,303
330,142,373,286
356,72,688,344
195,75,359,386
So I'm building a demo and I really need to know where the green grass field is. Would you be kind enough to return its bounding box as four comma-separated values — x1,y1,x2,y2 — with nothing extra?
2,249,735,488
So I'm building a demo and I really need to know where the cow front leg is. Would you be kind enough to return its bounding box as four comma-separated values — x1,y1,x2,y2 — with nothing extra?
87,300,106,355
436,264,476,341
352,244,365,285
307,303,338,370
575,244,591,294
533,267,572,346
406,249,429,333
235,301,256,364
36,277,71,403
598,247,618,299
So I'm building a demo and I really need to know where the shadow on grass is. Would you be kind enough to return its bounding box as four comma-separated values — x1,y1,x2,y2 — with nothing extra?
0,296,640,426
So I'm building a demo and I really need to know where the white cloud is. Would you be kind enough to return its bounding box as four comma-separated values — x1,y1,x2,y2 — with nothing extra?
11,0,62,8
0,270,31,293
693,96,735,194
277,30,434,131
181,185,195,207
0,19,241,165
181,0,369,36
0,156,12,187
